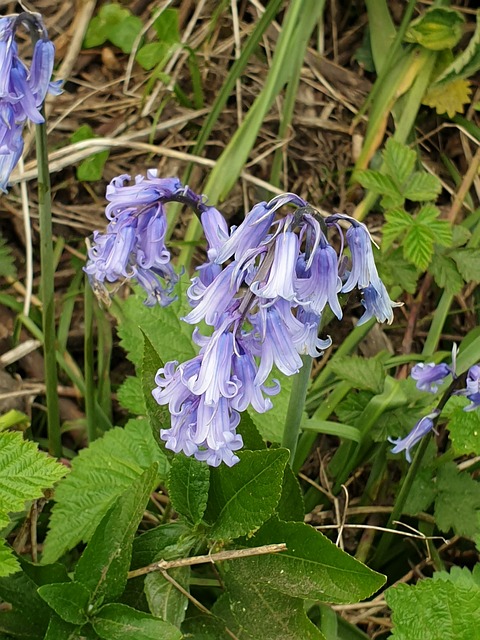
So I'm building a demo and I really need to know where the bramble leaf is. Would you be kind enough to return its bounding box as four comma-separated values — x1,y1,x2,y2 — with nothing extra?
355,170,402,203
382,208,412,251
0,539,19,578
429,253,464,295
451,248,480,283
404,223,435,270
383,139,416,187
403,173,442,202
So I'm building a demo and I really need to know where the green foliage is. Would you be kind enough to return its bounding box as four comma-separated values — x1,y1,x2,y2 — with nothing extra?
38,581,90,625
0,431,66,577
70,124,109,181
448,405,480,455
329,355,385,394
145,565,189,627
430,11,480,85
168,454,210,526
117,376,147,415
0,234,16,279
434,462,480,539
205,449,289,540
141,333,170,448
404,7,464,51
42,420,168,563
83,4,142,53
386,567,480,639
91,603,182,640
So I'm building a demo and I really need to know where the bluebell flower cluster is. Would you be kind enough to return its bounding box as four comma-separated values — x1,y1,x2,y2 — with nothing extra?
0,12,61,192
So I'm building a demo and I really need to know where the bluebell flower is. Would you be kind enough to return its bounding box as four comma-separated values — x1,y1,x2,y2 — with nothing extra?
411,362,452,393
0,13,61,192
455,365,480,412
357,282,402,325
389,411,439,462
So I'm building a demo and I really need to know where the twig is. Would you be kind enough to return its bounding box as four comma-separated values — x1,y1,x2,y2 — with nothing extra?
127,542,287,579
448,145,480,224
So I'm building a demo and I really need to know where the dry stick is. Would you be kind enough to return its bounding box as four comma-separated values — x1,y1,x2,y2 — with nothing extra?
448,145,480,224
127,542,287,579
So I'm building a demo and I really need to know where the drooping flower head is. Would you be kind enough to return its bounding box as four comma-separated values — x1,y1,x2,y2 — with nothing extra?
388,411,439,463
411,362,452,393
455,364,480,412
0,12,61,192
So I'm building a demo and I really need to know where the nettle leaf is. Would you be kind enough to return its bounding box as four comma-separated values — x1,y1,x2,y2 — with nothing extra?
43,419,168,563
435,12,480,85
404,7,465,50
434,462,480,539
329,355,385,394
117,376,146,415
451,248,480,282
429,253,464,295
423,78,473,119
404,223,435,270
355,170,402,202
75,464,158,605
91,603,182,640
167,454,210,526
448,405,480,455
205,449,288,540
382,208,412,251
383,139,416,187
237,517,385,604
113,284,195,369
37,581,90,625
403,172,442,202
386,572,480,640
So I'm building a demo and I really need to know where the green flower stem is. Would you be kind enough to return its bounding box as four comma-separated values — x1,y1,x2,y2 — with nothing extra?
84,278,97,443
282,354,313,466
36,117,61,457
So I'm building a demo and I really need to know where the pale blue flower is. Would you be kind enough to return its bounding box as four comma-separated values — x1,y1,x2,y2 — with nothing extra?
411,362,451,393
456,365,480,412
389,411,439,462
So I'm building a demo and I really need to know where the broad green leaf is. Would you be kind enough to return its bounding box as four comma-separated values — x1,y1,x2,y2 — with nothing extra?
237,517,385,604
0,570,52,639
205,449,288,540
43,420,167,564
37,582,90,625
423,78,473,119
355,170,402,201
75,465,158,605
237,412,265,450
145,566,189,627
44,616,94,640
0,431,66,530
108,15,143,53
248,370,307,442
403,172,442,202
153,8,180,43
168,454,210,525
429,253,464,295
434,462,480,539
276,465,304,522
329,355,385,394
451,248,480,282
0,540,19,578
448,405,480,455
113,285,195,369
382,139,416,187
141,333,170,448
131,523,192,570
386,574,480,639
404,223,434,270
404,7,465,50
182,614,231,639
70,124,109,182
382,208,412,251
136,42,172,71
83,4,139,50
92,603,182,640
377,248,419,294
117,376,146,415
434,12,480,85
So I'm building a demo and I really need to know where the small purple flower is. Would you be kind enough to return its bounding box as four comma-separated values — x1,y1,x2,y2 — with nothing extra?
411,362,452,393
456,365,480,412
389,410,439,462
357,282,402,325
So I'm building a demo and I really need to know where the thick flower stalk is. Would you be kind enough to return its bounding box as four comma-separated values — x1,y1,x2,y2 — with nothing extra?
0,12,61,191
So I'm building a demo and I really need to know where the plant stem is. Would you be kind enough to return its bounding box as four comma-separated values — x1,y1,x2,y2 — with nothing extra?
84,278,97,443
282,354,312,466
36,117,61,457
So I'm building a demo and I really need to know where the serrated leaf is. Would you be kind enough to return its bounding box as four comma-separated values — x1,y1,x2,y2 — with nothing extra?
403,172,442,202
276,465,304,522
92,603,182,640
377,248,419,294
205,449,288,540
434,13,480,85
117,376,147,415
423,78,473,118
75,465,158,605
429,253,464,295
404,223,435,270
383,139,416,187
168,455,210,525
451,248,480,282
448,406,480,455
404,7,465,50
141,333,170,448
237,412,265,450
0,539,19,578
386,575,480,640
382,208,413,251
145,566,189,627
434,462,480,539
355,170,402,200
37,582,90,625
329,356,385,394
42,419,168,564
236,517,385,604
0,431,66,530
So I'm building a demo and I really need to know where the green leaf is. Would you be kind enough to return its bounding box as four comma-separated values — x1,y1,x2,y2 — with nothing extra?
0,234,16,279
355,170,402,202
434,12,480,85
84,4,138,49
329,356,385,394
131,523,192,570
434,462,480,539
0,540,19,578
403,172,442,202
382,208,412,251
74,465,158,605
0,431,66,530
237,412,265,450
92,603,182,640
141,333,170,448
429,253,464,295
145,567,189,627
113,285,195,369
448,405,480,455
37,582,90,625
168,454,210,525
415,205,451,246
0,570,52,639
135,42,172,71
44,616,94,639
205,449,288,540
386,573,480,639
248,370,307,442
377,248,419,294
108,15,143,53
451,248,480,282
117,376,147,415
404,223,435,270
70,124,109,182
276,465,304,522
43,419,168,564
237,517,385,604
404,7,465,50
382,139,416,187
182,614,231,639
403,441,437,515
